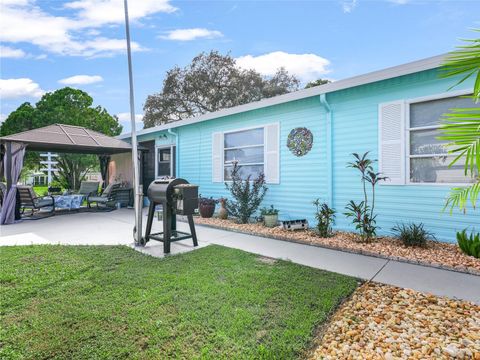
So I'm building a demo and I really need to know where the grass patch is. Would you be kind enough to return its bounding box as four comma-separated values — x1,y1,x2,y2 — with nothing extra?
0,245,358,359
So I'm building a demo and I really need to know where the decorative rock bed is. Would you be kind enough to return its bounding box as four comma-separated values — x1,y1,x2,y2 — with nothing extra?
193,217,480,275
310,283,480,360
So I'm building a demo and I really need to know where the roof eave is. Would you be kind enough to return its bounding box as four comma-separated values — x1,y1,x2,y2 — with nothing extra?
118,53,447,140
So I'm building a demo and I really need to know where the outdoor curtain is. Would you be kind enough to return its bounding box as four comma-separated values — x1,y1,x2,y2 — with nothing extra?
99,155,110,190
0,142,26,225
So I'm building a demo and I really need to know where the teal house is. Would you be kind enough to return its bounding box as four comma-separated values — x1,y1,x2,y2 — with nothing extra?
117,54,478,243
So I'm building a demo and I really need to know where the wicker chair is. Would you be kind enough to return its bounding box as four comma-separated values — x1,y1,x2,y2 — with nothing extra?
17,185,55,217
87,183,121,210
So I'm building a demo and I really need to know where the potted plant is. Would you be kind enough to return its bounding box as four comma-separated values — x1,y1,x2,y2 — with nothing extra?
261,205,279,228
198,195,218,218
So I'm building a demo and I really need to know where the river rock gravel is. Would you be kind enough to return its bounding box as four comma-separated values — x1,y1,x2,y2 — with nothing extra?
310,282,480,360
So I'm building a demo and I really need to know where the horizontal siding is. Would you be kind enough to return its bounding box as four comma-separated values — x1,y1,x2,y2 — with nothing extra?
178,97,328,223
329,68,478,243
138,67,478,243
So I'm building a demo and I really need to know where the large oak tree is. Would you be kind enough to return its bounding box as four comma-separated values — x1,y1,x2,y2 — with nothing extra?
143,51,300,127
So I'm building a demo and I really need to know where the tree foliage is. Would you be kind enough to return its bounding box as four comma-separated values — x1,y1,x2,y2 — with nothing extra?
1,87,122,190
304,79,331,89
143,51,300,127
439,29,480,212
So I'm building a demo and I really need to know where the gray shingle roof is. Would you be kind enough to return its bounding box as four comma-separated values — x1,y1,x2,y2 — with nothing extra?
0,124,132,154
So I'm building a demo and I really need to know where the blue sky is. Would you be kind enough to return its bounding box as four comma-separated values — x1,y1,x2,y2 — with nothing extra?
1,0,478,133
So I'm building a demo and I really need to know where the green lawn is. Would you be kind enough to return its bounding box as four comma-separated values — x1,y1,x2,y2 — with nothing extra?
0,245,358,359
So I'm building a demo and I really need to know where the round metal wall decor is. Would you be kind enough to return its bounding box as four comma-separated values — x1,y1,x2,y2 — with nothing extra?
287,127,313,157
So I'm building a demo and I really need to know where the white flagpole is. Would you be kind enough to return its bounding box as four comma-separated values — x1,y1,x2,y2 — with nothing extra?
123,0,142,245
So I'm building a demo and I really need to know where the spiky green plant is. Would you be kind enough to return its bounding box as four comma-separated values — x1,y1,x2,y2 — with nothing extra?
439,29,480,212
456,229,480,258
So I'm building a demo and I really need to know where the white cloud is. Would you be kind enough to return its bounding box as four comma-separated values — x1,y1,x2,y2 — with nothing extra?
59,74,104,85
0,0,173,57
388,0,410,4
0,45,26,58
0,113,7,124
236,51,331,83
65,0,177,27
116,112,143,124
160,28,223,41
0,78,45,99
342,0,357,13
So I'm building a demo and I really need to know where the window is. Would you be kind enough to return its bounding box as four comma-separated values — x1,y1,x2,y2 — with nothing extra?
408,95,476,184
224,127,264,180
156,146,176,177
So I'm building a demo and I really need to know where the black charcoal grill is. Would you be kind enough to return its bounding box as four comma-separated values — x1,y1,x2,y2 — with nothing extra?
142,178,198,253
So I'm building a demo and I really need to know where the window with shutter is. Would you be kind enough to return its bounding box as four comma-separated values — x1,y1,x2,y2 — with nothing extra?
378,101,406,185
212,123,280,184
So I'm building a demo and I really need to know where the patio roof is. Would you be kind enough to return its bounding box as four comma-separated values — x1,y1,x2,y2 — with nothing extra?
0,124,132,154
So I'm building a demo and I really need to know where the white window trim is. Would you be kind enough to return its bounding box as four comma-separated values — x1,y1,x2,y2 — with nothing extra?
155,144,175,178
222,125,265,182
405,88,474,187
220,123,280,183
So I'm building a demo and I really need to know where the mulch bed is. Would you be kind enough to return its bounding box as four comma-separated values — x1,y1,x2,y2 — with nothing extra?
310,282,480,360
193,217,480,276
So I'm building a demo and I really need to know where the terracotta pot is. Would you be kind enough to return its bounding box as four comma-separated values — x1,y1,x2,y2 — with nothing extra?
218,199,228,220
264,214,278,228
199,203,215,218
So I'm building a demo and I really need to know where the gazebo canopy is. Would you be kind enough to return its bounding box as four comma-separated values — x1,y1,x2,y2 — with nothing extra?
0,124,132,154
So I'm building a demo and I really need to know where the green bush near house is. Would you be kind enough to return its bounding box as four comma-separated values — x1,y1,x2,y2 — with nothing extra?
391,222,435,248
0,245,358,359
313,199,336,238
457,229,480,258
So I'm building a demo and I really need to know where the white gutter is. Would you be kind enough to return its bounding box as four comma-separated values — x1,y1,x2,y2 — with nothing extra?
319,94,333,207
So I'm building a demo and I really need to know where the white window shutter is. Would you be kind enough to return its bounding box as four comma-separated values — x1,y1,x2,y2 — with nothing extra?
212,132,223,182
264,123,280,184
378,101,406,185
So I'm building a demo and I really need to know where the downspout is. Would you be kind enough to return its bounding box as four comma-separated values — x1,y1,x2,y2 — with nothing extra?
167,128,179,177
319,94,333,208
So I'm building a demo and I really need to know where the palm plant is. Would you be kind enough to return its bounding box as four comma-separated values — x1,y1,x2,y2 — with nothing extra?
439,29,480,212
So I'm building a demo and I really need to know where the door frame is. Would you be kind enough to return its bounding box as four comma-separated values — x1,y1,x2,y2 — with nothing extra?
155,144,176,178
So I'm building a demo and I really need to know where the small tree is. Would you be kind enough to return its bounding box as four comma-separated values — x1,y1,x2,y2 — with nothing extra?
225,162,268,223
344,152,387,242
313,199,335,237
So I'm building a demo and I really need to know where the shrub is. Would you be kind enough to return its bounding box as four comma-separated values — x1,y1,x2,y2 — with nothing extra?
225,162,268,224
457,229,480,259
344,152,387,242
260,205,279,216
391,222,435,247
313,199,335,237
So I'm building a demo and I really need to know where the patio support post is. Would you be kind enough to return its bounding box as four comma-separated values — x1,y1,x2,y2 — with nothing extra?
99,155,111,190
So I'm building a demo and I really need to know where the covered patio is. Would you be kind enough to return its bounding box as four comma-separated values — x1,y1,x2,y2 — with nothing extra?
0,123,134,225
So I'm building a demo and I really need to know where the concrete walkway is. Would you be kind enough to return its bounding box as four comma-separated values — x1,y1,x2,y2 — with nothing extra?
1,208,479,304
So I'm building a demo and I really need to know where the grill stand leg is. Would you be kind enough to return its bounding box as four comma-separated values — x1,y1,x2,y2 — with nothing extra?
143,201,156,245
163,206,171,253
188,214,198,247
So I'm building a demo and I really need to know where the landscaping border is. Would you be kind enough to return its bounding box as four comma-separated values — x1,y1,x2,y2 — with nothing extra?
190,219,480,277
